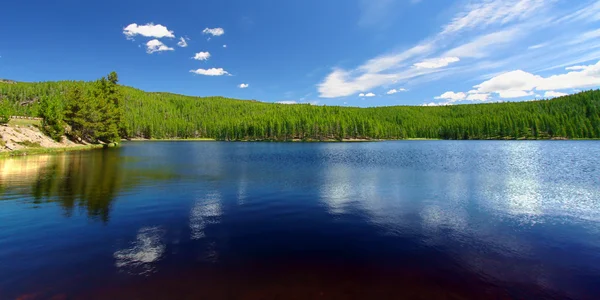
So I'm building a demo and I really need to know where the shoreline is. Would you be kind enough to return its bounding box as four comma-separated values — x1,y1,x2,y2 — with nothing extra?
0,144,114,159
3,137,598,159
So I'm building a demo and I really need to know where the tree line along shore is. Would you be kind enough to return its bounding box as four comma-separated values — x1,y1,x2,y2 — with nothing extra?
1,72,599,144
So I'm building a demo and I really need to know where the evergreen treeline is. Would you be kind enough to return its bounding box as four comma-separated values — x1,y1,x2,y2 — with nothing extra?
1,73,599,141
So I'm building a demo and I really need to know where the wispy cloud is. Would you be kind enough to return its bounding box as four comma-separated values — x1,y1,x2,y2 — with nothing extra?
444,28,520,58
177,37,188,47
414,57,460,69
440,0,547,35
318,0,598,101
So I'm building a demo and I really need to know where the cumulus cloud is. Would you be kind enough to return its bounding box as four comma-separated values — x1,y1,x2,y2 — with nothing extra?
239,83,249,88
386,88,407,95
190,68,230,76
428,60,600,103
124,23,175,39
475,60,600,96
359,92,376,97
435,91,467,101
433,90,490,105
414,57,460,69
466,93,490,101
192,52,211,61
177,37,188,47
146,39,174,54
203,28,225,36
544,91,568,98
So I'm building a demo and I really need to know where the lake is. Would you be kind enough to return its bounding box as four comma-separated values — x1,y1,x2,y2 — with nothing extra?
1,141,600,299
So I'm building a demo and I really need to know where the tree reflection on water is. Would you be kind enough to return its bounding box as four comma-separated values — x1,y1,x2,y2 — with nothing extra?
0,149,176,222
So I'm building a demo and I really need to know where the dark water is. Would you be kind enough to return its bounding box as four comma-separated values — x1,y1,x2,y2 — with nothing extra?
1,141,600,299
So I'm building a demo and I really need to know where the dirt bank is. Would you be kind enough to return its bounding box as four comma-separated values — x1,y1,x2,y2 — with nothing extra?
0,123,81,153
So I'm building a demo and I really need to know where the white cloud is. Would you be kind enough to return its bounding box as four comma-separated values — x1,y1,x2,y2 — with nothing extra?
528,43,547,50
386,88,407,95
555,1,600,24
476,60,600,95
466,93,490,101
358,92,376,97
535,61,600,90
359,43,433,74
451,60,600,99
317,0,596,99
203,28,225,36
431,90,490,105
414,57,460,69
317,0,554,98
544,91,567,98
570,28,600,45
239,83,249,88
441,0,547,35
422,102,453,106
146,39,174,54
435,91,466,101
445,28,520,58
475,70,540,95
497,90,534,98
124,23,175,39
223,45,227,48
190,68,230,76
177,37,188,47
275,100,319,105
192,52,211,61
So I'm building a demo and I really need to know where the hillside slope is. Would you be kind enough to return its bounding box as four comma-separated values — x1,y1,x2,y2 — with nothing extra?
0,119,80,152
1,78,599,140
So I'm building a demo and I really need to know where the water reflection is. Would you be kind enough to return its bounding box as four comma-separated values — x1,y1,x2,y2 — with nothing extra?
190,192,222,240
114,226,166,275
0,149,178,222
319,163,353,215
2,141,600,299
0,152,124,222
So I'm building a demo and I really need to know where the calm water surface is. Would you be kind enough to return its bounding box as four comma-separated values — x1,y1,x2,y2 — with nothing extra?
1,141,600,299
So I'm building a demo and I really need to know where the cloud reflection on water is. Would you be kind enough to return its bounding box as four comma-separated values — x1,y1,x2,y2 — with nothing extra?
114,226,166,275
190,192,222,240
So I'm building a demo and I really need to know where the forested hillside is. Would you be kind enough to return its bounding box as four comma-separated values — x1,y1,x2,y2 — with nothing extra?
1,73,599,141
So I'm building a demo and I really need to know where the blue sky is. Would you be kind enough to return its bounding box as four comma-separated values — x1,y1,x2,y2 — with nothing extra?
1,0,599,107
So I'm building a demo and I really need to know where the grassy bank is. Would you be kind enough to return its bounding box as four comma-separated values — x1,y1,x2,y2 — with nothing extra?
0,144,115,159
